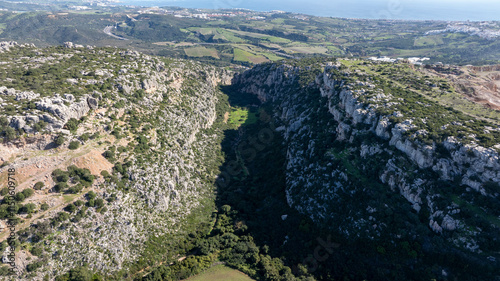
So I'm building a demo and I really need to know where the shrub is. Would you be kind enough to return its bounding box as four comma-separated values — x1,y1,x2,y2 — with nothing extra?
64,118,80,132
30,245,43,256
100,170,110,178
64,204,77,213
26,261,43,272
0,188,8,196
103,150,115,159
33,121,47,132
95,198,104,209
80,133,90,142
0,117,8,127
34,182,44,190
2,127,16,142
54,134,66,146
53,212,70,223
14,193,25,202
40,203,49,211
68,141,80,150
19,203,36,214
53,182,68,193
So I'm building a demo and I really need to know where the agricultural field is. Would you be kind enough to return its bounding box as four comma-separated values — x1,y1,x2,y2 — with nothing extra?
233,48,268,64
184,46,220,59
185,265,255,281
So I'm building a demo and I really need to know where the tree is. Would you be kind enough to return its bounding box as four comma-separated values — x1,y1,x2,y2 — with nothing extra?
22,188,34,198
53,182,68,193
94,198,104,209
103,150,115,159
86,191,96,200
56,174,69,183
19,203,36,214
65,204,77,213
30,245,43,256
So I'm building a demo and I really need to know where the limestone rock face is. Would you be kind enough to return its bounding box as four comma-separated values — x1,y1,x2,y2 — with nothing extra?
0,86,39,100
34,95,93,130
87,96,98,109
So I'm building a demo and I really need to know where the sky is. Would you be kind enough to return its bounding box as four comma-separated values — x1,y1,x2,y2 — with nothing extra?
118,0,500,21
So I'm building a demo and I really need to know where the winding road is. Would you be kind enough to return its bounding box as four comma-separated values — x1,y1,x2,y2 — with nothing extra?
103,26,129,41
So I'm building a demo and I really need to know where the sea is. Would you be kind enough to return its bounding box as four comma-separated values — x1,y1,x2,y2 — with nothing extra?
117,0,500,21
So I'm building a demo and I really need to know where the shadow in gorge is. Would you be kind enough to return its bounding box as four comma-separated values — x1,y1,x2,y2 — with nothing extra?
213,85,419,281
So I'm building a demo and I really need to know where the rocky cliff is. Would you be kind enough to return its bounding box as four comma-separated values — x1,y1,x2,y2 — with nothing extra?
233,58,500,272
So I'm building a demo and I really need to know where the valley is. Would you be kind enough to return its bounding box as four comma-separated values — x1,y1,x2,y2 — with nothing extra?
0,2,498,281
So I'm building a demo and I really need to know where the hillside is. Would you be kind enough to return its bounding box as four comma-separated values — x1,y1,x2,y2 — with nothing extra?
0,42,232,279
0,7,500,66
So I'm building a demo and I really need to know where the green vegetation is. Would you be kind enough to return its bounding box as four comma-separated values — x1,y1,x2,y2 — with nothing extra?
186,265,254,281
64,118,80,133
0,10,497,279
68,141,80,150
184,46,220,59
228,107,257,128
0,8,495,68
233,48,267,64
54,134,66,146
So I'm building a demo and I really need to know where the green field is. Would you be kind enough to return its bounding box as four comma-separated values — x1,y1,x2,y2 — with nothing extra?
184,46,220,59
414,35,445,47
233,48,268,64
184,265,254,281
286,45,329,54
228,107,257,128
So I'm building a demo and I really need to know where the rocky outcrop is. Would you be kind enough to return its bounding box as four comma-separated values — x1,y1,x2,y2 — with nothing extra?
0,86,39,100
6,94,99,132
